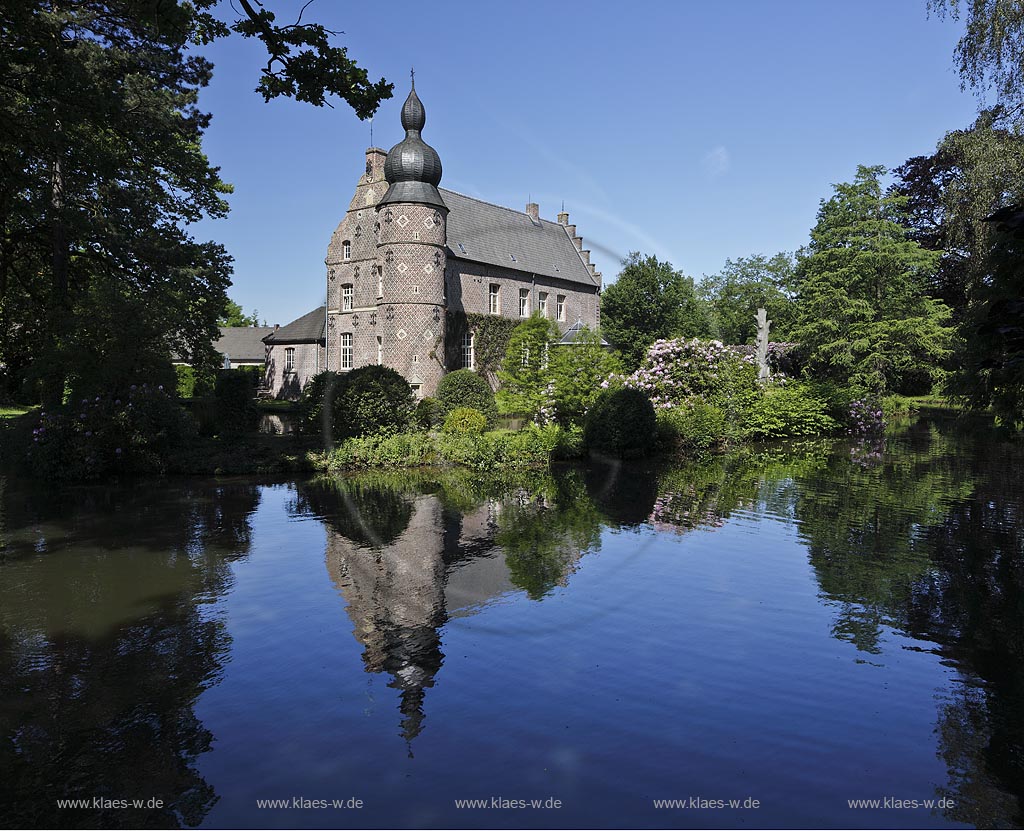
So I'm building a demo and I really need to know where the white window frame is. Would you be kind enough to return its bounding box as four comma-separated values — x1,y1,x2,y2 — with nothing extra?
462,332,475,370
538,291,548,316
556,294,566,322
342,240,351,261
377,267,384,297
519,288,530,317
340,333,353,369
376,336,383,365
342,284,353,311
284,347,295,373
489,284,500,315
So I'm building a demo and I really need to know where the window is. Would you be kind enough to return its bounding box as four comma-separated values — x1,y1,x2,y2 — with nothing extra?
412,285,420,294
461,332,474,370
342,240,351,260
457,243,466,254
412,354,419,363
538,291,548,316
376,336,383,365
340,333,353,369
519,288,530,317
284,347,295,373
377,267,384,297
556,294,566,321
410,383,422,398
342,284,353,311
489,284,500,315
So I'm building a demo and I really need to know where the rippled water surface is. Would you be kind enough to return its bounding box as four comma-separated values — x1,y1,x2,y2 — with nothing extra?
1,411,1022,828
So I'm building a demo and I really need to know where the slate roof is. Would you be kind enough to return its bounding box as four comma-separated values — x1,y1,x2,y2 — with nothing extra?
264,306,326,344
212,326,275,362
440,188,599,287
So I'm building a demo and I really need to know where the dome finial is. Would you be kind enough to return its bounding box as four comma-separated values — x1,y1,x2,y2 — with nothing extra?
410,66,415,90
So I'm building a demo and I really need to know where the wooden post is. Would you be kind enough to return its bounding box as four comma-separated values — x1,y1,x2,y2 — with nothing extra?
756,307,771,383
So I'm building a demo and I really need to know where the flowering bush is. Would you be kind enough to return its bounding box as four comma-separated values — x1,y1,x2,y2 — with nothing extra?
604,338,758,410
28,384,195,480
848,398,885,435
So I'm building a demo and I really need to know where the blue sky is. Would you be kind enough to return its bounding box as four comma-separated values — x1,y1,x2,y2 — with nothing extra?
193,0,981,326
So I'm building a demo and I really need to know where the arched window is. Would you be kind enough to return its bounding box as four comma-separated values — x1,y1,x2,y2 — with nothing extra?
340,333,353,369
342,240,351,260
461,332,474,370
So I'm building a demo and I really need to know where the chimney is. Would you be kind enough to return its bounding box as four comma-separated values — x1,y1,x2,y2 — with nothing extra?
557,210,569,225
365,147,387,183
526,202,539,221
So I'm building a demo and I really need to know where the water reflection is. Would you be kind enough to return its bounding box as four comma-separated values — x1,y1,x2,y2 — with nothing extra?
0,479,261,828
0,410,1022,827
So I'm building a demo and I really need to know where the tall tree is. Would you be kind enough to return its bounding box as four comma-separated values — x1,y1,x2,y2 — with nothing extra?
929,0,1024,120
601,252,711,370
893,108,1024,321
496,314,559,418
0,2,391,402
219,299,261,328
794,165,952,395
700,252,799,344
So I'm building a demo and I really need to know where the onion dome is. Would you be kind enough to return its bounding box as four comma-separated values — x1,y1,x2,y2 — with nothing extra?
379,80,447,211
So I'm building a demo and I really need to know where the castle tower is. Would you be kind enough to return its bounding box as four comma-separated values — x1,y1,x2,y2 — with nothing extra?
376,78,448,397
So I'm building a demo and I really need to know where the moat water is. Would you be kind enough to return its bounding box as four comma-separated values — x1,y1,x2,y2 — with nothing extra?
1,411,1022,829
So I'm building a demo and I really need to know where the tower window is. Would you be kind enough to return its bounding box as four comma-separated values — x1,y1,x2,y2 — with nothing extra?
539,291,549,316
461,332,475,370
340,333,353,369
342,240,351,260
556,294,566,321
519,288,530,317
342,284,353,311
489,284,500,315
377,267,384,297
376,336,383,365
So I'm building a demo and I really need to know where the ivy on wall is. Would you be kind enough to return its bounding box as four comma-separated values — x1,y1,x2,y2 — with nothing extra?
447,312,519,388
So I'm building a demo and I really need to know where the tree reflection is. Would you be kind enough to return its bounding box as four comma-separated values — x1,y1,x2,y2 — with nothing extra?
0,479,259,828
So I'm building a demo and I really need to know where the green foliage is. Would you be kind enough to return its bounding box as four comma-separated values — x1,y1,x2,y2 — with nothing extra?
615,337,760,411
656,400,728,456
741,384,839,439
700,252,799,344
333,365,415,441
601,252,712,369
442,407,488,435
436,369,497,425
460,313,519,384
547,326,623,427
929,0,1024,119
218,299,261,327
413,396,445,429
328,423,574,471
214,371,258,434
297,371,343,438
27,384,195,481
0,1,389,406
175,365,215,399
496,314,559,417
583,387,657,458
794,165,952,396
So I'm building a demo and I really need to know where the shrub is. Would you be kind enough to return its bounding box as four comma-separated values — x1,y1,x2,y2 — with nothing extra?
298,371,342,438
742,384,838,439
608,337,758,410
28,384,195,480
436,369,498,425
583,387,657,458
214,370,259,434
656,400,728,456
333,365,415,440
175,364,215,399
413,396,445,430
442,407,488,434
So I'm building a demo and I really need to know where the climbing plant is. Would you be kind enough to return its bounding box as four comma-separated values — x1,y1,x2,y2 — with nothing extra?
447,312,519,387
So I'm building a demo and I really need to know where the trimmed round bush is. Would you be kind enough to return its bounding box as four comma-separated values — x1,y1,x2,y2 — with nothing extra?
436,369,497,426
583,387,657,458
442,406,488,435
332,365,415,440
413,396,445,429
